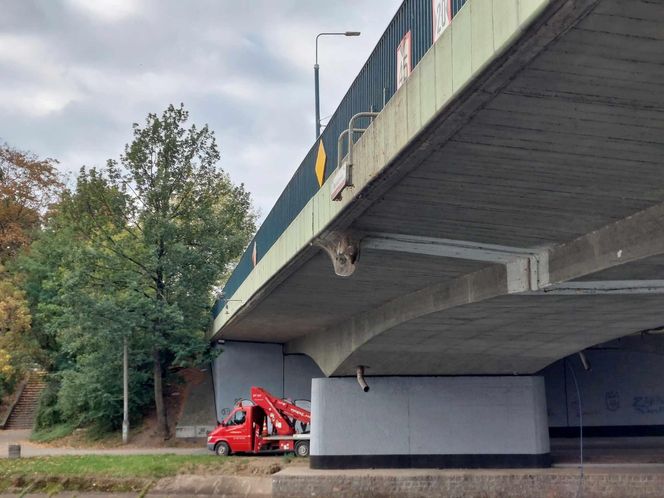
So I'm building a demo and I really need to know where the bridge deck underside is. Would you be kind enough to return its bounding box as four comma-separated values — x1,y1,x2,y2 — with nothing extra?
356,3,664,245
338,292,664,375
221,0,664,376
223,250,489,342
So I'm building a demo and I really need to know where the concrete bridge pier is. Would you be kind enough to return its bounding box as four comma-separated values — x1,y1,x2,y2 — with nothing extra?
310,376,550,469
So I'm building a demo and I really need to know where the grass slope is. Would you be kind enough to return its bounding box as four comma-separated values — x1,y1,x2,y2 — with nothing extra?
0,454,230,479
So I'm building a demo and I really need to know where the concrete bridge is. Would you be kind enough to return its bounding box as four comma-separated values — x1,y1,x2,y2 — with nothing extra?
209,0,664,469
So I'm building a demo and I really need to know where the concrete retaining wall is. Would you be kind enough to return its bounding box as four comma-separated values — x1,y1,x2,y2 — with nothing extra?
175,369,217,438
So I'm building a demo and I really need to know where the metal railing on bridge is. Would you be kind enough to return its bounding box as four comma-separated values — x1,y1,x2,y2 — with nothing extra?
214,0,468,318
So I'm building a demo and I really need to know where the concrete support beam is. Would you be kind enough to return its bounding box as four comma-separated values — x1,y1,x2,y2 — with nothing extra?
310,376,550,469
363,232,544,264
547,202,664,285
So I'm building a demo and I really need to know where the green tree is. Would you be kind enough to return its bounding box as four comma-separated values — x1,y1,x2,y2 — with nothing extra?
21,196,154,431
59,105,254,437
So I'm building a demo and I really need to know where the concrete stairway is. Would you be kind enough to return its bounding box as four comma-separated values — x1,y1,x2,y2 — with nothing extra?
5,373,46,430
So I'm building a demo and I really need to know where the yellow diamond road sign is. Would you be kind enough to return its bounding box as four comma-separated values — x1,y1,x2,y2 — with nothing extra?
315,140,327,187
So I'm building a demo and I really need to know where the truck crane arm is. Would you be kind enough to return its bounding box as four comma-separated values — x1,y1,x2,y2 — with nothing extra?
250,386,311,436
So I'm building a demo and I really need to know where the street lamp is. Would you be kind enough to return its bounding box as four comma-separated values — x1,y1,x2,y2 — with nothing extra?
314,31,361,139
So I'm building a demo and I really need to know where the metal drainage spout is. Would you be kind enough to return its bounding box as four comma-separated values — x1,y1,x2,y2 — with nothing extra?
356,366,369,392
578,351,591,371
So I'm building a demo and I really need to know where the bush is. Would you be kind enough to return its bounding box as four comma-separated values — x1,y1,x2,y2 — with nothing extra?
34,348,154,435
34,377,63,431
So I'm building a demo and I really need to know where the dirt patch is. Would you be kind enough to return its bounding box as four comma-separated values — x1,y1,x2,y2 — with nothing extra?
164,455,308,477
210,456,308,477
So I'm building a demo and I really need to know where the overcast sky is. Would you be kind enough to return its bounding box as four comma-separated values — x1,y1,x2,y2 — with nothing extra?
1,0,402,220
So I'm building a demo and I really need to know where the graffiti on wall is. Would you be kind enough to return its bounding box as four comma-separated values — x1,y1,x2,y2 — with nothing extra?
605,391,620,412
633,396,664,415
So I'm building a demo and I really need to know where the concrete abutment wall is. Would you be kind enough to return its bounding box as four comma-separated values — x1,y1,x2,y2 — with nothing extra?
542,335,664,434
310,376,550,469
212,341,323,422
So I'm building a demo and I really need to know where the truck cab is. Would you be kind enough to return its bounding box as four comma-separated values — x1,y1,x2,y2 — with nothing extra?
210,404,262,454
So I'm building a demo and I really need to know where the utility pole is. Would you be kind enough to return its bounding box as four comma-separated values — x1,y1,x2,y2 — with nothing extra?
122,337,129,444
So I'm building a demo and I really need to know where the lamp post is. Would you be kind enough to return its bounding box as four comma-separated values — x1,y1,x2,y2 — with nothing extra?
314,31,361,139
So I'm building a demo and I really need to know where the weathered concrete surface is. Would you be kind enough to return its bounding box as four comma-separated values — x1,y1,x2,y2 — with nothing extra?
288,264,512,375
547,202,664,286
272,465,664,498
332,293,664,376
151,474,271,496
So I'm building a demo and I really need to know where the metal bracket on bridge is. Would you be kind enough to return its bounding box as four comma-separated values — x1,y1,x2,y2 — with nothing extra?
362,232,550,292
314,231,361,277
525,280,664,295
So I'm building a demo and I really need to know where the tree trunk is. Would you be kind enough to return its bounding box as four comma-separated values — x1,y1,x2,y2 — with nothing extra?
153,348,169,439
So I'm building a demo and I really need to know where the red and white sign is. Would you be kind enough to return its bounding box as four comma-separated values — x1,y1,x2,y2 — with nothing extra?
331,163,350,201
432,0,452,43
396,31,412,90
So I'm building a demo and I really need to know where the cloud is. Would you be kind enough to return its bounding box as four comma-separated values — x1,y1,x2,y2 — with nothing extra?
65,0,144,23
0,0,402,221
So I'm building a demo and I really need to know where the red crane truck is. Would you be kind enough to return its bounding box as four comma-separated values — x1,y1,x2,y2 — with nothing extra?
207,386,311,457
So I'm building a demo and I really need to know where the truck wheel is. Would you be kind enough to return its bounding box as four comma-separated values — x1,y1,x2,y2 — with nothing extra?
295,441,310,457
215,441,230,457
